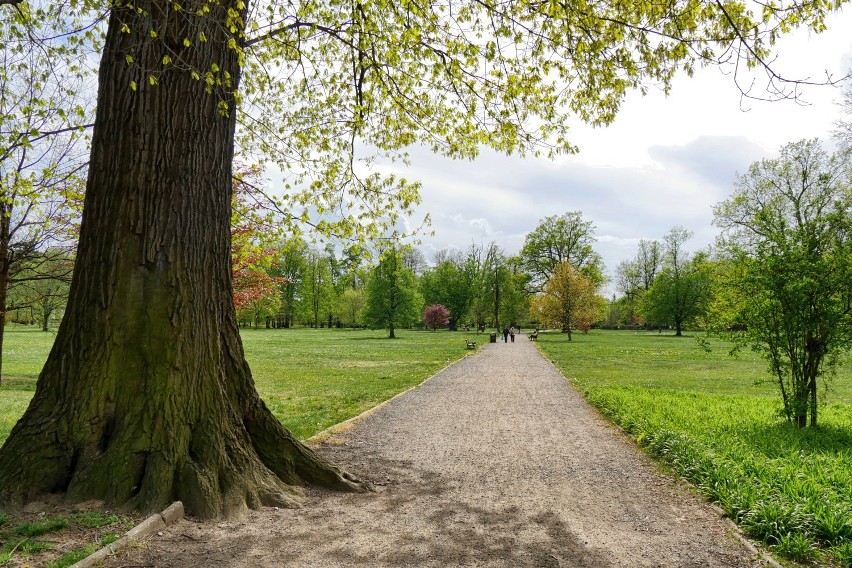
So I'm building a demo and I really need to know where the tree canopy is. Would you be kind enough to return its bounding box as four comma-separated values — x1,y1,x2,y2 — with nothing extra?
521,211,603,290
641,227,713,336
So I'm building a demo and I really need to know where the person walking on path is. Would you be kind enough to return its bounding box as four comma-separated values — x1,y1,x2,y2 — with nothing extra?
502,326,509,343
115,337,780,568
510,326,516,342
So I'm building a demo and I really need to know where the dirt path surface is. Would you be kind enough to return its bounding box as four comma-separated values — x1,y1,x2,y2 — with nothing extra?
105,336,774,567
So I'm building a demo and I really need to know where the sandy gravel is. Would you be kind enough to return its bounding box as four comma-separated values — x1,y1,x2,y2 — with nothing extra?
105,335,776,567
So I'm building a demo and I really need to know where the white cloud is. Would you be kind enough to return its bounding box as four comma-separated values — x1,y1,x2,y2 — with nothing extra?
383,9,852,293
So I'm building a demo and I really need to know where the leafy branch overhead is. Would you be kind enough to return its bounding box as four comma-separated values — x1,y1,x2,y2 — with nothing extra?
5,1,848,246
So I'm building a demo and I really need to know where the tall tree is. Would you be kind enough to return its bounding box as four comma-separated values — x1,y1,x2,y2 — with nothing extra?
641,227,712,336
501,257,531,329
520,211,603,291
302,247,334,328
1,0,846,518
271,237,308,328
363,247,422,339
834,84,852,151
714,139,852,428
616,239,663,326
0,0,365,518
420,250,474,331
230,164,285,327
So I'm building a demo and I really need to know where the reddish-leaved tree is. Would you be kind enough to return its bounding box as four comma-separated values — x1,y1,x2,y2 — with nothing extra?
423,304,450,331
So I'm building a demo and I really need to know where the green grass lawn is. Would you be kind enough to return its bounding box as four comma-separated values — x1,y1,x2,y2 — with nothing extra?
5,325,852,564
241,327,473,439
0,325,55,443
0,325,474,443
535,329,852,566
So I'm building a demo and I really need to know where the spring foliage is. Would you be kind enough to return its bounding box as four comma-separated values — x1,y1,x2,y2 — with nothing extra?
714,139,852,427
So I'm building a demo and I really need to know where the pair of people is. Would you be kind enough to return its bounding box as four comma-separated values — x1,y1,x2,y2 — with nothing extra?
502,326,516,343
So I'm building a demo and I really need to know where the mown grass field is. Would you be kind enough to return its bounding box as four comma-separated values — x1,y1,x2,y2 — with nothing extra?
536,330,852,566
4,326,852,565
0,325,475,444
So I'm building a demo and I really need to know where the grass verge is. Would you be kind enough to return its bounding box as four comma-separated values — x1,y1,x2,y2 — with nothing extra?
536,329,852,566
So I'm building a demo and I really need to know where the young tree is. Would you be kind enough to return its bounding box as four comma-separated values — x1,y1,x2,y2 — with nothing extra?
336,288,366,328
423,304,450,331
363,248,422,339
1,0,845,518
530,262,600,341
641,227,712,336
302,247,334,328
714,139,852,428
521,211,604,291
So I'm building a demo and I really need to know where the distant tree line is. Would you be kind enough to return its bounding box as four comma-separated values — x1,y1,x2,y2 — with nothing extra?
6,97,851,430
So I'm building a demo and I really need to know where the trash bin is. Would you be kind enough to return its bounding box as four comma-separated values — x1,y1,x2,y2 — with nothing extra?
489,332,497,343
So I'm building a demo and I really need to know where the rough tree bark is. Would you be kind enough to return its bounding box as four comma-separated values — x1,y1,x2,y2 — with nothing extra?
0,1,364,518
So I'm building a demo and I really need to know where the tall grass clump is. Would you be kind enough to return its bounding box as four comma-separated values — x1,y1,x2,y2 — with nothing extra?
536,330,852,564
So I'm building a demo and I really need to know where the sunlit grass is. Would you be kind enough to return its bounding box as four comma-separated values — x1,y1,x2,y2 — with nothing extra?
1,325,474,444
536,329,852,565
242,327,474,439
0,324,54,442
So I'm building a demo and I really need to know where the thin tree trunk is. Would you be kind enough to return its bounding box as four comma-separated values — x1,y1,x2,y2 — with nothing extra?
0,1,364,518
0,199,10,386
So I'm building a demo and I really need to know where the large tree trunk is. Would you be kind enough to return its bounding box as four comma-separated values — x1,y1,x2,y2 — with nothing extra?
0,1,363,519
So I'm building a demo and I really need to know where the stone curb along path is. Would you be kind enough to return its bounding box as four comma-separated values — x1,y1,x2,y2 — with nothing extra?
69,501,184,568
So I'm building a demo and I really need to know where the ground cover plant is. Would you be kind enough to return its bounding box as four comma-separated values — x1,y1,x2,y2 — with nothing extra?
536,330,852,565
0,510,134,567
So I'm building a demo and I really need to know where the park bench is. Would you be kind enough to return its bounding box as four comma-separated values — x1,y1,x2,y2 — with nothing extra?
529,331,538,341
466,340,477,349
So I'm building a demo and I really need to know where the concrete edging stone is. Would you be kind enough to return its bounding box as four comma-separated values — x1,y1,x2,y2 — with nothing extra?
69,501,184,568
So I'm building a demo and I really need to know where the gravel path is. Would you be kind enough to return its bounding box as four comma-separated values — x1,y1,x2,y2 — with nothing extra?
106,335,776,567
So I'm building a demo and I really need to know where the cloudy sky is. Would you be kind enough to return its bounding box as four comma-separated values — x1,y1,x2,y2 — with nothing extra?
387,8,852,293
